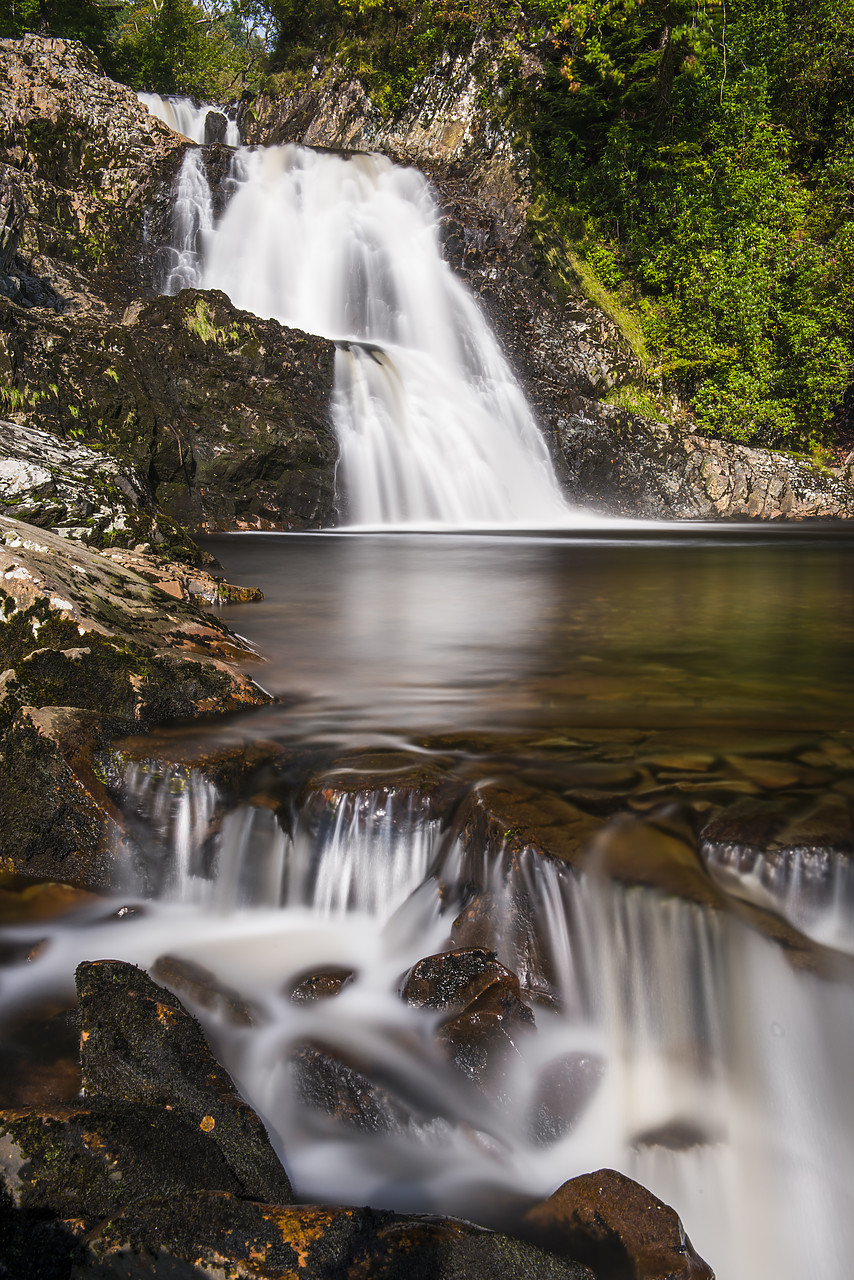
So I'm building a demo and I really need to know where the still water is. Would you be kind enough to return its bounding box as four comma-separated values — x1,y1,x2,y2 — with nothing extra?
3,525,854,1280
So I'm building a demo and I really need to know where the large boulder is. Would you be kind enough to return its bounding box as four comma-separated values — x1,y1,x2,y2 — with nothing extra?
520,1168,714,1280
0,289,338,531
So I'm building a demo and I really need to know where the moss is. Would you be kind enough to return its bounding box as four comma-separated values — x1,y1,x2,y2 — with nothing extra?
527,197,649,366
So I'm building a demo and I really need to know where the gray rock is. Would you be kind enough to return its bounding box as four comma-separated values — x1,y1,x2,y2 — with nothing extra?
556,410,854,519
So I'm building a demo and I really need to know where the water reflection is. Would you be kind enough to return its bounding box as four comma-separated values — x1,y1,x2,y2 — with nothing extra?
204,529,854,735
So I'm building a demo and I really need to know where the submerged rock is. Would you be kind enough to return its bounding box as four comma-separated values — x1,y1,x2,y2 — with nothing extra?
520,1168,714,1280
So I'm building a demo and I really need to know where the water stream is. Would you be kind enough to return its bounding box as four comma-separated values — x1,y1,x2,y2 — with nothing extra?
2,102,854,1280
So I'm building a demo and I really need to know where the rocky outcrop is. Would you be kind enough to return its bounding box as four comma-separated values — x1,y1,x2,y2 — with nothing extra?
0,418,157,543
1,289,338,533
0,513,269,880
557,410,854,519
0,35,185,312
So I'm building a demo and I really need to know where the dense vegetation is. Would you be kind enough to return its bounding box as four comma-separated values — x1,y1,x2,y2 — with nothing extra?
5,0,854,452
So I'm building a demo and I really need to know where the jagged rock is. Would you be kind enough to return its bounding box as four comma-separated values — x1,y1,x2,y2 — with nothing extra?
0,514,269,878
556,411,854,519
0,172,25,276
0,289,337,532
519,1168,714,1280
75,960,294,1205
0,35,186,311
203,109,229,145
0,419,156,543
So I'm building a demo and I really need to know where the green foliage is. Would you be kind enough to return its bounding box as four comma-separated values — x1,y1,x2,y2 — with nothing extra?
517,0,854,449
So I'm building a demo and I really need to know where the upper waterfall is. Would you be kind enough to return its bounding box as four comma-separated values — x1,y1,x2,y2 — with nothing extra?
166,143,573,527
138,92,241,145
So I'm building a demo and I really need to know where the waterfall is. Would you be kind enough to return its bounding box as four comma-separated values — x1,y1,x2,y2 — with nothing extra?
165,143,572,527
138,92,241,145
4,767,854,1280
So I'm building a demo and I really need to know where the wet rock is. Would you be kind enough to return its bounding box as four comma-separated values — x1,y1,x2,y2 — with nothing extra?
402,949,535,1088
203,109,229,145
291,1041,415,1133
556,411,854,520
528,1053,605,1144
0,707,126,885
1,289,337,532
288,966,356,1002
520,1168,714,1280
76,959,293,1205
63,1191,594,1279
151,955,259,1026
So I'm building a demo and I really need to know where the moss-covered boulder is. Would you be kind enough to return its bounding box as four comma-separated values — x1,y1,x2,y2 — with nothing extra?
0,290,337,531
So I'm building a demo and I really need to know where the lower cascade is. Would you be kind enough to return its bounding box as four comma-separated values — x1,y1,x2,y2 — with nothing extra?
2,766,853,1280
166,142,572,526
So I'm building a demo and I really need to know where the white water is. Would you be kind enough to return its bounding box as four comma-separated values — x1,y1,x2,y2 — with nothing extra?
138,92,241,145
167,143,572,527
3,770,854,1280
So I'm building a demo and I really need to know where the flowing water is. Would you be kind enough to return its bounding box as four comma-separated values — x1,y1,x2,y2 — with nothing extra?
138,91,241,145
2,110,854,1280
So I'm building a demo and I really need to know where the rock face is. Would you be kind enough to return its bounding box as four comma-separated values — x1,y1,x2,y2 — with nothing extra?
557,410,854,519
1,289,338,532
0,513,268,881
0,35,184,312
246,55,854,519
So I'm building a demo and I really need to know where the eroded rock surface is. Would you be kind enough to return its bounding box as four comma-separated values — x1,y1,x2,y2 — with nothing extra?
558,411,854,519
1,290,337,533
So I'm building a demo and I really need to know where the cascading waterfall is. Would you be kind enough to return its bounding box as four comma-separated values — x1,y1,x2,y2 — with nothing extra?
164,143,572,526
138,91,241,145
3,768,853,1280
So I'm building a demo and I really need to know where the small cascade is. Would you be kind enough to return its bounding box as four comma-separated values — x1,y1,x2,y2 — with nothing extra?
164,143,571,526
162,149,215,295
4,764,854,1280
138,92,240,145
703,838,854,953
112,764,442,923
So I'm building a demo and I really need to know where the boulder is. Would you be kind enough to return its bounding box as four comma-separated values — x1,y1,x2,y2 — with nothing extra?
519,1168,714,1280
75,959,294,1205
0,289,338,532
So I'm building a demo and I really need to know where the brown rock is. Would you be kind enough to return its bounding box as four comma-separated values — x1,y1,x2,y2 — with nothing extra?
520,1168,714,1280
